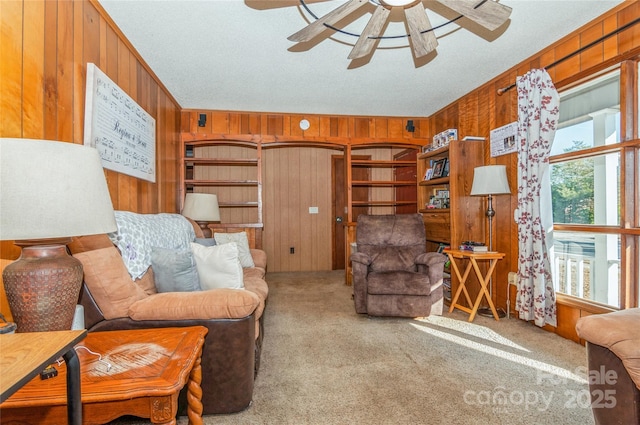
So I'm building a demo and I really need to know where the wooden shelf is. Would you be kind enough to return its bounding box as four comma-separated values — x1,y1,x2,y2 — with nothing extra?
352,200,417,206
419,208,450,213
419,177,450,186
219,202,259,208
180,137,263,227
184,180,259,186
184,158,258,166
352,180,416,186
417,139,485,308
351,160,416,167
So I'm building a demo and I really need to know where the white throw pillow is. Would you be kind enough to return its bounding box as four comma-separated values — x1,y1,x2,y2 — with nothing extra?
214,232,255,268
190,242,244,290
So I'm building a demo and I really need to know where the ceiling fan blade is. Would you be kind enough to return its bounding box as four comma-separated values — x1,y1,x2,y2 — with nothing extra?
288,0,370,42
436,0,512,31
405,3,438,58
348,5,390,59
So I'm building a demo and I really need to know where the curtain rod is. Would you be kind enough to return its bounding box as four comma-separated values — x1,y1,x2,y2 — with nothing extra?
496,16,640,96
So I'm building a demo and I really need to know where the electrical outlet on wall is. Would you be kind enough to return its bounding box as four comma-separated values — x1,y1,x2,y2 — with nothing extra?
508,272,517,286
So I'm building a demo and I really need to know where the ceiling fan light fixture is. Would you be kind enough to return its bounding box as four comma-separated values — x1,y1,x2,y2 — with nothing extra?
379,0,421,7
289,0,512,63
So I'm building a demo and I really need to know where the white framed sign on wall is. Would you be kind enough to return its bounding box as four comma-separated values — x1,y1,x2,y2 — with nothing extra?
83,63,156,182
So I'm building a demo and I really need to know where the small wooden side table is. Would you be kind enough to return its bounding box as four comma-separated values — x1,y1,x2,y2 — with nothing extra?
445,249,505,322
1,326,208,425
0,330,86,424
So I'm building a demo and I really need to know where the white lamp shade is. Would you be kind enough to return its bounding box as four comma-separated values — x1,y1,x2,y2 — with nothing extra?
0,138,117,240
471,165,511,196
182,193,220,222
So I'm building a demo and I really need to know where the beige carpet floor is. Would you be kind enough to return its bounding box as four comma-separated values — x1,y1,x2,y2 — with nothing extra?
116,270,595,425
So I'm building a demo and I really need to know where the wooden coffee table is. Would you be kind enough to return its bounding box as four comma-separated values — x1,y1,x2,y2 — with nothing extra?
0,326,208,425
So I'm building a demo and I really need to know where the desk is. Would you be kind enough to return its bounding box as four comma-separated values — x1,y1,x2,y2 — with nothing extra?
1,326,208,425
445,249,505,322
0,330,87,424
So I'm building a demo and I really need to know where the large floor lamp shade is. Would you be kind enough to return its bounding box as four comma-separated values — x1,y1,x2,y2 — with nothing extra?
0,138,117,332
471,165,511,318
182,193,220,238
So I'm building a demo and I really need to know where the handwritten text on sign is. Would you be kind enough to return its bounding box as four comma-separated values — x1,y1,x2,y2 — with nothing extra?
84,63,156,182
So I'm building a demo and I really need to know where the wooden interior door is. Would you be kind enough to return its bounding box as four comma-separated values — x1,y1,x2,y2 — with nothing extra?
332,155,370,270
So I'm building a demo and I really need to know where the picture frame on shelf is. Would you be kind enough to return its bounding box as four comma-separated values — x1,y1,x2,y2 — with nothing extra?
431,158,447,178
436,189,449,198
424,168,433,180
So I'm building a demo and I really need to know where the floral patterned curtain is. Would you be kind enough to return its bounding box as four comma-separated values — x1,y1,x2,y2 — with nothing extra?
514,69,559,327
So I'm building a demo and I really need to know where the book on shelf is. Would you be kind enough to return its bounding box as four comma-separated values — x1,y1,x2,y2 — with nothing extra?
459,242,488,252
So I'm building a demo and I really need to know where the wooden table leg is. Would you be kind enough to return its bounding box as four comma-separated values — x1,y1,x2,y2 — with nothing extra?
187,347,204,425
448,257,474,313
468,258,501,321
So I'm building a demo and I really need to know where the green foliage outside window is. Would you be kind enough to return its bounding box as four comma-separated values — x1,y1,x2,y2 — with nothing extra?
550,140,594,224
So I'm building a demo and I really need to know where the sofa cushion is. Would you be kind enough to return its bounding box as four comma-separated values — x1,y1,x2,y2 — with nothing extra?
135,268,157,295
150,247,201,293
367,271,431,296
250,249,267,270
190,242,244,290
243,274,269,302
214,232,255,268
73,246,148,319
576,308,640,390
128,288,261,320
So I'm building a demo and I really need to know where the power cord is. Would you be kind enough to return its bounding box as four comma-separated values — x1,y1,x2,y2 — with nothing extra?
74,346,112,372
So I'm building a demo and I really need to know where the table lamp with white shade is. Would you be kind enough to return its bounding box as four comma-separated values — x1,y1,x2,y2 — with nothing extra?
0,138,117,332
181,192,220,238
470,164,511,318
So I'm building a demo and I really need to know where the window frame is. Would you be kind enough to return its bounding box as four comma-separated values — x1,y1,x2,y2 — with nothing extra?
550,60,639,311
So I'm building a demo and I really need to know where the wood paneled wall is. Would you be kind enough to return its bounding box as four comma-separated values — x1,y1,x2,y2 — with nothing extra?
181,110,424,272
263,147,336,272
0,0,181,318
427,0,640,341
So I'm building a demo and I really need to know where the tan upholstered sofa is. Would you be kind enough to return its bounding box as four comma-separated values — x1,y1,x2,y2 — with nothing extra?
69,212,268,415
575,308,640,425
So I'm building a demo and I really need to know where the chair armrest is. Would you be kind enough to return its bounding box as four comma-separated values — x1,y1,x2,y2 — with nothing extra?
415,252,447,267
350,252,371,266
415,252,447,289
350,252,371,314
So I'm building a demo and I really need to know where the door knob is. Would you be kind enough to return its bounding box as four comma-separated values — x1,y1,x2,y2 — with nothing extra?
336,216,343,223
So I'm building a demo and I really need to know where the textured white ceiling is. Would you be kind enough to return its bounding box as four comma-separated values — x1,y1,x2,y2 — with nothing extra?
98,0,625,117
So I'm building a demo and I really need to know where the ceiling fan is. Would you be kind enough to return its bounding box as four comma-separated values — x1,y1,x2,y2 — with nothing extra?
288,0,512,60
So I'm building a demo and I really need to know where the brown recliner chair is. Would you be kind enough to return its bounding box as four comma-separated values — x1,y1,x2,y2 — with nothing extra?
350,214,447,317
575,308,640,425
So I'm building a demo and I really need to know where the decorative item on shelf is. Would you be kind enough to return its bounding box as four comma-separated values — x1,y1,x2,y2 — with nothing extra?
181,192,221,238
0,138,117,333
471,164,511,318
431,158,448,179
433,129,458,148
423,168,433,181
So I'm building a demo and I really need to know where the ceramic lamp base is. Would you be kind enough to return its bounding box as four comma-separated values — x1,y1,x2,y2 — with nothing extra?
2,242,83,332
